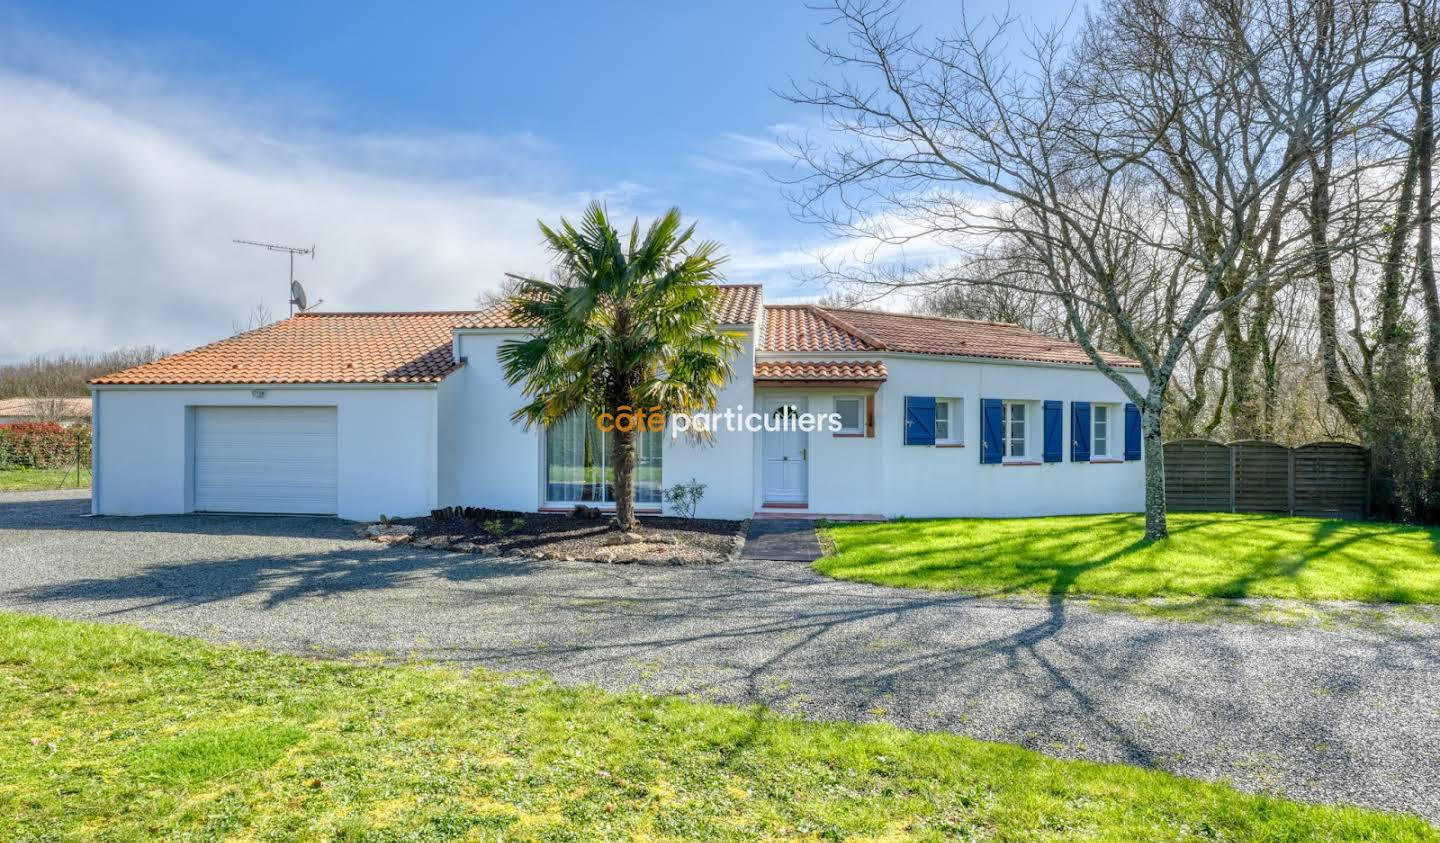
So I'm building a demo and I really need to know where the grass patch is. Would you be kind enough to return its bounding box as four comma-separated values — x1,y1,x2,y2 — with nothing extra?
0,466,89,491
0,613,1431,840
125,723,308,786
818,512,1440,604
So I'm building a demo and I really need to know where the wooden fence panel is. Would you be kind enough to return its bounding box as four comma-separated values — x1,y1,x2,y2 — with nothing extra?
1232,440,1292,514
1162,439,1369,518
1293,442,1369,519
1163,440,1232,512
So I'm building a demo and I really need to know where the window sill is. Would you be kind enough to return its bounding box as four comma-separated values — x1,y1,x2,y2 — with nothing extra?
1002,460,1042,466
833,432,865,438
935,443,965,448
1089,458,1124,464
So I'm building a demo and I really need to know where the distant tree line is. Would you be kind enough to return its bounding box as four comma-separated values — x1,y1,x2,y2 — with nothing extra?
787,0,1440,528
0,347,166,399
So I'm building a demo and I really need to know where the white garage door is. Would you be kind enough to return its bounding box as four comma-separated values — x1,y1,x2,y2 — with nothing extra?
193,407,338,514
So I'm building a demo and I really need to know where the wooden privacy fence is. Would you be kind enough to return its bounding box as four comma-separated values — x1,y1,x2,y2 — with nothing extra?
1163,439,1369,519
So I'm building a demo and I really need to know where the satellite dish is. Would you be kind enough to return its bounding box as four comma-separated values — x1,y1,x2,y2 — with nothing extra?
290,280,309,312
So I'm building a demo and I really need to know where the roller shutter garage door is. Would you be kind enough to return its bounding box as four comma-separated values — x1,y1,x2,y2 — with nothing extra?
193,407,338,514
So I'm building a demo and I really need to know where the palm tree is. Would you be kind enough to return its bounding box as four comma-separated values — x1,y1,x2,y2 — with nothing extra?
498,202,741,531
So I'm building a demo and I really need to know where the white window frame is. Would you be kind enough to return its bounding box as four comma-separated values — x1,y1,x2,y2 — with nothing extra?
833,395,865,436
935,397,963,445
1002,400,1031,461
1092,403,1111,459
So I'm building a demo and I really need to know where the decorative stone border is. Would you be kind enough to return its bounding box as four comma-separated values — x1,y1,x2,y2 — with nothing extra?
359,520,745,567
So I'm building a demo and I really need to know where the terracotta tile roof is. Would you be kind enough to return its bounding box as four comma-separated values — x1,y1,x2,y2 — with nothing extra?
457,305,523,330
761,305,874,352
457,284,763,330
710,284,764,325
754,360,888,382
0,397,91,418
91,312,471,385
763,305,1141,369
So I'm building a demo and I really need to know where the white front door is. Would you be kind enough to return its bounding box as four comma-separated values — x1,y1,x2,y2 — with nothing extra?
762,397,808,505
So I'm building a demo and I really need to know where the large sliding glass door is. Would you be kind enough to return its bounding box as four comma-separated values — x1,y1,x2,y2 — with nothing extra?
545,413,662,505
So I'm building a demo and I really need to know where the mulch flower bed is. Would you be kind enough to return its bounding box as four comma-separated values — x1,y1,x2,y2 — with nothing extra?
364,507,745,566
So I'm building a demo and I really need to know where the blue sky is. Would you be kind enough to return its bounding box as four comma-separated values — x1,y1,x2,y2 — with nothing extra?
0,0,1073,360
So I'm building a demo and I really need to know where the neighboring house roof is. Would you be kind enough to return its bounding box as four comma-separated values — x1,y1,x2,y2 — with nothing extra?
0,397,91,419
753,360,888,383
763,304,1141,369
456,283,764,330
91,312,470,385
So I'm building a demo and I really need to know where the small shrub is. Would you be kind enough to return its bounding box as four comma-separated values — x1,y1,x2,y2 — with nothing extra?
511,517,526,530
663,479,707,519
483,519,506,537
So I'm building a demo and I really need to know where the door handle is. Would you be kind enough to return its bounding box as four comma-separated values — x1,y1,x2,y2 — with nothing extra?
802,448,807,461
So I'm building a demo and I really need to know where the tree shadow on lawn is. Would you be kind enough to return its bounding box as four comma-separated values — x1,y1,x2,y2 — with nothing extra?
827,513,1440,604
18,502,1435,779
1205,518,1436,603
3,529,1187,768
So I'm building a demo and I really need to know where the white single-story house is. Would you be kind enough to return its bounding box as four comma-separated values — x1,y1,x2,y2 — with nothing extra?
89,285,1147,521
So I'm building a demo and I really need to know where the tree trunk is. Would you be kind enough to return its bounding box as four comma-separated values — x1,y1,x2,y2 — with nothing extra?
610,424,638,532
1417,31,1440,515
1371,89,1424,517
1220,306,1262,440
1307,149,1365,431
1141,402,1168,541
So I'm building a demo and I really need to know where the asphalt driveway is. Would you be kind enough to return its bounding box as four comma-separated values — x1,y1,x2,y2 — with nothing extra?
2,490,1438,823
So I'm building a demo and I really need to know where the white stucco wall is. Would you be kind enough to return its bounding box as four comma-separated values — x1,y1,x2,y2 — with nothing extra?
92,329,1142,524
660,329,755,519
444,328,758,519
751,354,1148,518
91,385,440,521
445,332,547,512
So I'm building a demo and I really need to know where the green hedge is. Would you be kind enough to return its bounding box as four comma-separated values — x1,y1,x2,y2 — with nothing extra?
0,422,91,470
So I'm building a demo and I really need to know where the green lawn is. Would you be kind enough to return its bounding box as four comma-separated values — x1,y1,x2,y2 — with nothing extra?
0,466,89,492
1,614,1431,840
818,513,1440,603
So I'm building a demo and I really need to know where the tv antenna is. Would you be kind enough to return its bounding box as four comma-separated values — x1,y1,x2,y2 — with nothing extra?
232,239,321,315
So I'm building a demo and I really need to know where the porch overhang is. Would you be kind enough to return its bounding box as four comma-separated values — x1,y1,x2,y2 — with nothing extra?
752,359,887,388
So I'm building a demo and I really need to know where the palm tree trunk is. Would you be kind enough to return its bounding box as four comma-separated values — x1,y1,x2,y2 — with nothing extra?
611,425,638,531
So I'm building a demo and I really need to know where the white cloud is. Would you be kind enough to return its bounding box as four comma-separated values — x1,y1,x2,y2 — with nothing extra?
0,57,588,362
0,23,888,362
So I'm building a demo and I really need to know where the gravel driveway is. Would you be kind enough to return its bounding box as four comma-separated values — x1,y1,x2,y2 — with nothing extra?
3,490,1438,823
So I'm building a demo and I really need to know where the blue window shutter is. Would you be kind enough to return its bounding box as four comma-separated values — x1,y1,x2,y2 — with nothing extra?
1124,403,1142,460
904,396,936,446
1042,400,1063,462
1071,401,1091,462
980,399,1003,464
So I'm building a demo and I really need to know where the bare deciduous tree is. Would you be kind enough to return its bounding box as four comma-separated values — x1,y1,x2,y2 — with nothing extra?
231,300,275,336
782,0,1375,537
